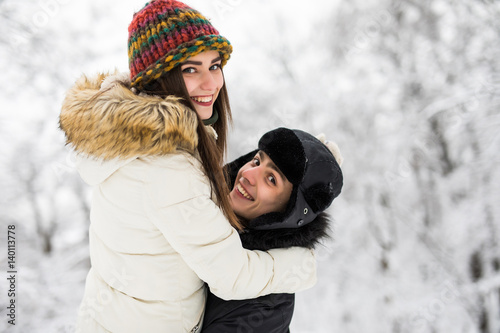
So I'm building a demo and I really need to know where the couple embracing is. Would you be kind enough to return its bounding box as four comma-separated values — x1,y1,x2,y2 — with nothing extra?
59,1,343,332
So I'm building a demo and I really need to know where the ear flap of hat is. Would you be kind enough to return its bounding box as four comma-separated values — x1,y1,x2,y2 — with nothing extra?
303,166,343,213
303,183,335,213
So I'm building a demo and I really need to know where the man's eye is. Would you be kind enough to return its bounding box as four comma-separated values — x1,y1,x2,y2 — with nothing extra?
268,175,276,185
252,158,260,166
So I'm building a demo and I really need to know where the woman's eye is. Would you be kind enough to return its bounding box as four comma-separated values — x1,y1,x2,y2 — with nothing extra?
252,158,260,166
182,67,196,74
268,175,276,185
210,63,222,71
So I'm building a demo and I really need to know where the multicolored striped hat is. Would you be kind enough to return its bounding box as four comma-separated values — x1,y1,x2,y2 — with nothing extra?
128,0,232,89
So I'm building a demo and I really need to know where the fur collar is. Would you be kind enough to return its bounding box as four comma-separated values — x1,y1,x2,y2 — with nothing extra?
59,72,199,160
239,213,332,251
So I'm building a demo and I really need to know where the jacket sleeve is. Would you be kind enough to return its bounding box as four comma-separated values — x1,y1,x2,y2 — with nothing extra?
143,155,317,300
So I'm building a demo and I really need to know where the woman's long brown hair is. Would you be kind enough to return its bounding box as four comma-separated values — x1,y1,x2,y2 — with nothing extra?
140,66,242,231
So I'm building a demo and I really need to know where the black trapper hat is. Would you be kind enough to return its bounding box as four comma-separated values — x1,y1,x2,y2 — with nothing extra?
226,128,343,231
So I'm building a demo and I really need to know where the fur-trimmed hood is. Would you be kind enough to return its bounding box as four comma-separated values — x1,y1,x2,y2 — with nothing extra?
59,72,199,161
239,213,331,251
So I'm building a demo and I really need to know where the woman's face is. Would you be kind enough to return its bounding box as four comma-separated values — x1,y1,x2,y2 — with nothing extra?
180,50,224,120
229,151,293,221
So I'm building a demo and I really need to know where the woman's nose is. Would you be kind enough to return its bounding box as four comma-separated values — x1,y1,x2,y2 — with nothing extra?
200,71,217,91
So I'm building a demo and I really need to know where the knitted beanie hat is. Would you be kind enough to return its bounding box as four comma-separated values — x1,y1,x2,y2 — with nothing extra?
128,0,232,89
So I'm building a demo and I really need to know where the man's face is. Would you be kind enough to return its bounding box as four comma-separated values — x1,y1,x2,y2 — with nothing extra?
229,151,293,220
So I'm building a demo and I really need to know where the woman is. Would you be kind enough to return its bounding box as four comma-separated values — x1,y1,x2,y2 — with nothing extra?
202,128,344,332
59,1,316,332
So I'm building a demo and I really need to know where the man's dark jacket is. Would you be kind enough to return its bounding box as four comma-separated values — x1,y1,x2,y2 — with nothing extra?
202,137,336,332
201,214,329,333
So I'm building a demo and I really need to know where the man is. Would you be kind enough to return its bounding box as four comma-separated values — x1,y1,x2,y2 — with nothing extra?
202,127,344,332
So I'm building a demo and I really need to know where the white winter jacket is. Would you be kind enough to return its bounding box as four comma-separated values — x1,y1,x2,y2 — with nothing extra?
60,73,316,333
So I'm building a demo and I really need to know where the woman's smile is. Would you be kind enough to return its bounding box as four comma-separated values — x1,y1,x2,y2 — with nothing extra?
190,95,214,106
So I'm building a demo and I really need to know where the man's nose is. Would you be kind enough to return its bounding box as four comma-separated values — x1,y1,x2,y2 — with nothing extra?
241,166,261,186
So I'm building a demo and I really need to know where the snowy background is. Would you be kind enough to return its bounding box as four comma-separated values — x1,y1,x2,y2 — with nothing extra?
1,0,500,332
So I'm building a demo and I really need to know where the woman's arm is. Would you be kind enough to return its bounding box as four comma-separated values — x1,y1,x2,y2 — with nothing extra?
144,154,316,300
